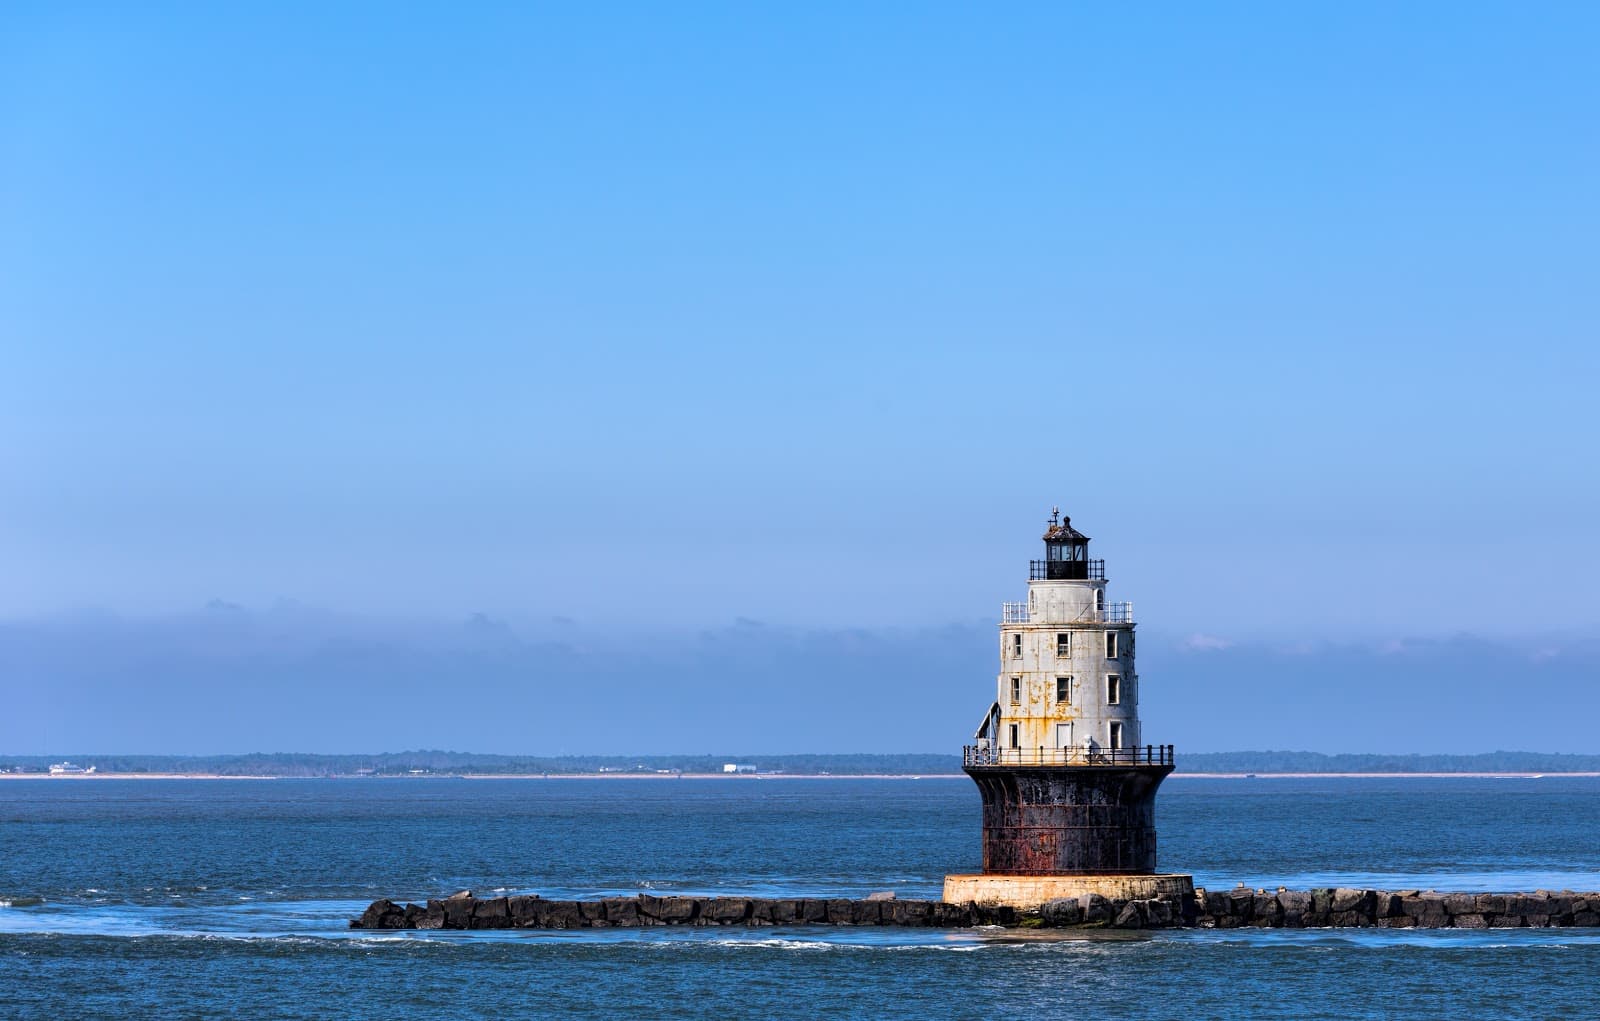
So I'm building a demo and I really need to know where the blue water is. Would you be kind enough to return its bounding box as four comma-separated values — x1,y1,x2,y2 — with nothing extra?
3,776,1599,1018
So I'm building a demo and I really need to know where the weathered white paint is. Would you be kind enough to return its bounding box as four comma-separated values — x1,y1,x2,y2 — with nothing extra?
994,582,1140,753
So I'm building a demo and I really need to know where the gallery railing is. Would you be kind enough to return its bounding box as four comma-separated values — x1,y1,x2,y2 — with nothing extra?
963,744,1174,768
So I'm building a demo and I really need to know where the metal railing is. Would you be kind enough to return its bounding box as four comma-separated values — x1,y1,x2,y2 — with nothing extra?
1102,601,1134,623
1030,559,1105,581
997,602,1134,625
963,744,1174,768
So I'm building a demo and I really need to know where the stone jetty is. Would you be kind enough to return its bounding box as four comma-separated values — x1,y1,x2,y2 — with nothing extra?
352,888,1600,932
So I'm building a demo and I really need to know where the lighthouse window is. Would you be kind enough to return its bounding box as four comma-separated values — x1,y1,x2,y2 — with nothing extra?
1056,633,1071,657
1105,631,1119,658
1011,634,1022,658
1106,674,1121,705
1008,723,1020,749
1055,676,1072,704
1010,677,1021,703
1109,721,1124,750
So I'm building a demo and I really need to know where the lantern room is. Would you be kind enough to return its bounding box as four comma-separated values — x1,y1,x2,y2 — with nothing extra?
1035,507,1093,580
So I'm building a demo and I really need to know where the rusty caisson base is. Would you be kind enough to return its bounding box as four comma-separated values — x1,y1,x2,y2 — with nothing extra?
965,763,1175,874
946,762,1191,910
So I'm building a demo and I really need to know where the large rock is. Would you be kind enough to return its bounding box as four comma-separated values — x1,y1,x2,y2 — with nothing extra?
540,901,584,929
974,903,1018,927
1277,890,1312,926
701,898,752,924
887,901,932,926
443,895,476,929
1251,893,1282,927
1505,895,1547,917
1331,889,1375,916
1077,894,1115,925
602,898,640,926
1442,893,1478,916
419,900,446,929
1310,888,1335,919
1400,894,1448,927
472,897,511,929
1040,898,1084,927
850,900,883,925
1113,901,1149,929
931,902,977,927
355,899,405,929
639,896,698,923
1146,899,1175,927
508,896,543,927
765,899,800,924
1224,888,1256,922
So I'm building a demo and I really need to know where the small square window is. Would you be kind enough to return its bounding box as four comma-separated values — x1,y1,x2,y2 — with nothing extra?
1105,631,1119,659
1056,633,1071,657
1055,676,1072,704
1106,674,1121,705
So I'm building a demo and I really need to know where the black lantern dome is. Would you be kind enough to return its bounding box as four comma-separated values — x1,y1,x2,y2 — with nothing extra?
1038,507,1092,580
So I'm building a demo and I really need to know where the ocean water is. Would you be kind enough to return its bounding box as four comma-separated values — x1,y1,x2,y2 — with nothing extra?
3,776,1599,1019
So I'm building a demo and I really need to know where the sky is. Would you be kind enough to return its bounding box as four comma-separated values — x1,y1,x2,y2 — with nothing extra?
2,3,1597,754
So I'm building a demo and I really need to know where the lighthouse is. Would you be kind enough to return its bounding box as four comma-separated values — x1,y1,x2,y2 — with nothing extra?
943,509,1193,909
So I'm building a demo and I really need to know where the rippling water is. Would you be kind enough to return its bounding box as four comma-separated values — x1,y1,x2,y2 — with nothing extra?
3,776,1599,1018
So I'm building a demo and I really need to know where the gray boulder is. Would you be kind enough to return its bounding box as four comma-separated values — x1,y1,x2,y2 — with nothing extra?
1040,898,1084,927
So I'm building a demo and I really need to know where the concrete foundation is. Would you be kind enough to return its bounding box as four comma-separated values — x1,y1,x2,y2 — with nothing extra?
942,872,1195,910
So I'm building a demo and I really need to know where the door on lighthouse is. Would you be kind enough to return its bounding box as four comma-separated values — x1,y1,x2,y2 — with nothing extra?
1054,723,1073,756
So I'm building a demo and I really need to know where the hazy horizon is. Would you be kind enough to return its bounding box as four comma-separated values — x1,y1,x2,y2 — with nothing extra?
4,600,1594,757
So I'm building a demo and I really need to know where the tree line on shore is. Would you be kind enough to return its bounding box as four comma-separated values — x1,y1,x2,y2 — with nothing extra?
4,750,1599,776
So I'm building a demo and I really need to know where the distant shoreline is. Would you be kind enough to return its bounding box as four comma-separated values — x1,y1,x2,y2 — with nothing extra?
4,771,1600,781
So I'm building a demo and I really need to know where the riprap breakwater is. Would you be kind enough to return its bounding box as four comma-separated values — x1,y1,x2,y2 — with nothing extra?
352,888,1600,931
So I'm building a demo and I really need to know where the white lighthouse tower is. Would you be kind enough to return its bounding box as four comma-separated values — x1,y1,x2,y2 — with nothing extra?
978,507,1139,761
944,508,1192,910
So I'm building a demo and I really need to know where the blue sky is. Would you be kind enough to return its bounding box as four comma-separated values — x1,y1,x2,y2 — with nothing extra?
2,4,1596,753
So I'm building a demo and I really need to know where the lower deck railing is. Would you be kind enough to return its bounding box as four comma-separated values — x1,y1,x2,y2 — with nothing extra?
963,744,1174,767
